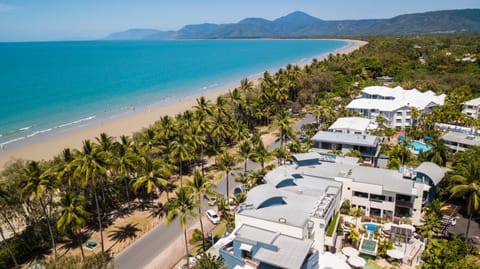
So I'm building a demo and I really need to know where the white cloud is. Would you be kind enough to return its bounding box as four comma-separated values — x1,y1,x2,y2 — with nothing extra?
0,3,17,13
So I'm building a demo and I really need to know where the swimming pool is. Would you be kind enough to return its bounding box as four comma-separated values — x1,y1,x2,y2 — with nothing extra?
363,222,381,233
361,238,377,252
410,140,432,153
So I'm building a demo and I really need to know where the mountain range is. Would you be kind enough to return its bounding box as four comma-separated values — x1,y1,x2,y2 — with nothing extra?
106,9,480,40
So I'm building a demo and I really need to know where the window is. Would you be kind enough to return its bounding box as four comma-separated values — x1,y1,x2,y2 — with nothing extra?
353,191,368,198
370,194,386,201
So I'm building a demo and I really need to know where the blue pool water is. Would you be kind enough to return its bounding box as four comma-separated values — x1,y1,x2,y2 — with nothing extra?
410,140,432,153
0,39,347,148
399,137,432,153
363,222,381,232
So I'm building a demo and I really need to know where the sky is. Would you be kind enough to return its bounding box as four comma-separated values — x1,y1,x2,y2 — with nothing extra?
0,0,479,41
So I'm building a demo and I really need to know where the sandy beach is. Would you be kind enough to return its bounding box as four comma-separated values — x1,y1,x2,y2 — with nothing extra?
0,39,367,169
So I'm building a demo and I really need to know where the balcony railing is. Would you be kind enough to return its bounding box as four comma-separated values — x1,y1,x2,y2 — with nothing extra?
396,200,413,207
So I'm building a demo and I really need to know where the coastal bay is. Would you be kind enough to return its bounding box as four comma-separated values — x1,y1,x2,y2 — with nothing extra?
0,39,366,168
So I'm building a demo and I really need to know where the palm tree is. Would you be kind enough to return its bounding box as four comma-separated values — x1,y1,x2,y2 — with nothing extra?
272,109,295,149
449,159,480,241
20,161,58,259
166,187,197,268
132,156,168,207
348,226,361,248
351,207,364,228
250,140,273,170
0,185,18,238
187,170,215,251
170,132,191,187
113,135,137,204
419,213,443,239
308,103,335,130
426,139,449,166
237,140,252,173
56,192,89,262
96,132,115,153
216,152,237,198
239,78,254,92
0,186,18,267
69,140,109,253
192,253,226,269
409,107,421,129
273,147,289,166
194,96,214,116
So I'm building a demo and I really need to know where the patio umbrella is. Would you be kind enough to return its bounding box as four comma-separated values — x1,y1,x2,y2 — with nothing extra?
348,255,366,268
342,246,359,257
335,252,347,261
319,252,350,269
387,249,405,260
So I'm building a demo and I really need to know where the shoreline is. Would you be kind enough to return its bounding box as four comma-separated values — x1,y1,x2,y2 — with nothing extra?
0,39,367,169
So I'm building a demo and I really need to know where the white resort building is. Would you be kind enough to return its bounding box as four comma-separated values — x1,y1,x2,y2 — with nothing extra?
328,117,376,135
462,96,480,119
346,86,446,128
220,152,446,269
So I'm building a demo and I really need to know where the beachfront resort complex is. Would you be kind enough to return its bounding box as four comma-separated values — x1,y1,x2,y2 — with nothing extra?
217,154,445,268
2,30,480,269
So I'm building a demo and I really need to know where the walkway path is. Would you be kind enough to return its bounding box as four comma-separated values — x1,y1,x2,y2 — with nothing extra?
113,115,312,269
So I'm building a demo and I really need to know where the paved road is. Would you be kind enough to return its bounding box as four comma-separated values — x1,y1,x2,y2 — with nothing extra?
114,115,312,269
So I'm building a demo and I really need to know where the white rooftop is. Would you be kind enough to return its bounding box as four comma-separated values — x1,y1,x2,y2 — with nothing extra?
328,117,371,133
463,96,480,106
347,85,445,112
312,131,380,147
235,224,314,269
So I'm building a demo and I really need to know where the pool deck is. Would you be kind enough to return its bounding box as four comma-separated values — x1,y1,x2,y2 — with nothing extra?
339,215,423,268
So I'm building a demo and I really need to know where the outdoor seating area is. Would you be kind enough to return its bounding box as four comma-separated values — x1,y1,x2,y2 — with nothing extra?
336,212,426,268
342,247,366,268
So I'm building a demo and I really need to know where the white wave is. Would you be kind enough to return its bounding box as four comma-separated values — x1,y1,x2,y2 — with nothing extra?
19,125,33,131
1,136,25,146
27,128,53,138
56,115,96,129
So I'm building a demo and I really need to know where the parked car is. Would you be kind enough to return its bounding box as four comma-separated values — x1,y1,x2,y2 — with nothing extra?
208,196,218,206
206,209,220,224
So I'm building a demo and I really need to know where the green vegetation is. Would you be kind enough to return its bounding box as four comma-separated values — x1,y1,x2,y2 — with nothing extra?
420,237,480,269
2,33,480,267
192,253,226,269
326,212,339,237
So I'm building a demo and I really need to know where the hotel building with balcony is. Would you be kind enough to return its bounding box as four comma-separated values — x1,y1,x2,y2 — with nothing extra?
219,153,445,269
346,86,445,129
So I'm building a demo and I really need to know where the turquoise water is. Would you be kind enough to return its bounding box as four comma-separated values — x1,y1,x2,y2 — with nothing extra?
363,222,381,232
410,140,432,153
399,136,432,154
0,39,347,148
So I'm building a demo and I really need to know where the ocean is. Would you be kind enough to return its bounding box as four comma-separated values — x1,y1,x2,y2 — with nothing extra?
0,39,347,148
